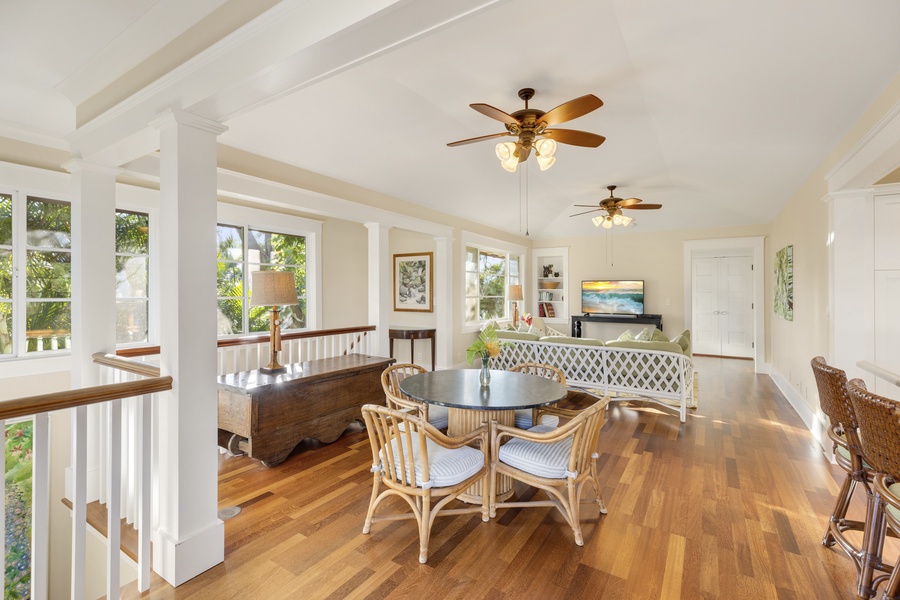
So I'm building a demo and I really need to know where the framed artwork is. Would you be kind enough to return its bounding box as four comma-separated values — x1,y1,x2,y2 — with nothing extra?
774,245,793,321
394,252,433,312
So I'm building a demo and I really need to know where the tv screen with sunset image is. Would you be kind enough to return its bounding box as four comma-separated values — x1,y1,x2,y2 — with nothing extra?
581,280,645,315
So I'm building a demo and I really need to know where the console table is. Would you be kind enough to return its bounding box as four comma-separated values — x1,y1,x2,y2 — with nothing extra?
217,354,395,466
389,326,436,371
572,313,664,338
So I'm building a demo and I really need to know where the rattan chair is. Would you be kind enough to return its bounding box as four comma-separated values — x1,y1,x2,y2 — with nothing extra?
361,404,489,563
381,363,449,429
489,396,610,546
810,357,872,565
846,378,898,599
509,362,566,429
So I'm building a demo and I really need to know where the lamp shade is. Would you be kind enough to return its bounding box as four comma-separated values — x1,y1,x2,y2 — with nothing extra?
250,270,298,306
508,284,524,302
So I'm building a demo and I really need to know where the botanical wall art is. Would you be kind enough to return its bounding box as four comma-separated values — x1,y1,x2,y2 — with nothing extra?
394,252,433,312
774,244,793,321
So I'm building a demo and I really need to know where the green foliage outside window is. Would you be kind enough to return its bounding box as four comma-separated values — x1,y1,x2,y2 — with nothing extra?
115,211,150,344
25,197,72,352
5,420,33,599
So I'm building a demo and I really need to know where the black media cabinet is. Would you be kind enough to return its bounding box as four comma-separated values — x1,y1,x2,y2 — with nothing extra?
571,313,664,338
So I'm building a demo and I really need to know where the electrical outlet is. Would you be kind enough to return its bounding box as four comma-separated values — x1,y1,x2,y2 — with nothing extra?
416,351,423,361
665,298,671,306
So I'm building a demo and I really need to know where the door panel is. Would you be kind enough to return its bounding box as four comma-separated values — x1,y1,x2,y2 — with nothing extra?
692,257,720,354
692,255,754,357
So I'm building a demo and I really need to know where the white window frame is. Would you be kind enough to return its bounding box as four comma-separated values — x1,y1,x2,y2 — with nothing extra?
460,231,526,333
216,203,322,337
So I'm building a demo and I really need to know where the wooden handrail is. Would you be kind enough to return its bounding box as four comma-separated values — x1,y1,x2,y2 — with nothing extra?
92,353,161,378
0,376,172,421
115,325,376,357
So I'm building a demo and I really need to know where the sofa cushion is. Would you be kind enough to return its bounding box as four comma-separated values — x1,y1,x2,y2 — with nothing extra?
539,335,604,347
651,328,670,343
605,339,685,354
670,330,692,356
635,327,655,341
496,330,541,342
617,329,635,341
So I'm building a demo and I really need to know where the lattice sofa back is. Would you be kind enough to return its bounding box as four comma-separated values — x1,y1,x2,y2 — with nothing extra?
492,338,694,423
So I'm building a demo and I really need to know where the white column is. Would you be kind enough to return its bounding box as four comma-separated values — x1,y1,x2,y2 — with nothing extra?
365,222,392,356
151,109,226,586
433,236,454,369
828,191,876,383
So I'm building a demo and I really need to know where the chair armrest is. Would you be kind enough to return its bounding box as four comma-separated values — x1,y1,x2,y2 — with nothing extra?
425,422,489,450
875,473,900,514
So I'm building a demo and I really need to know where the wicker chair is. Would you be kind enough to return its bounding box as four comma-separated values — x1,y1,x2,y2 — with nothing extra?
489,396,610,546
810,357,872,565
381,363,449,429
846,378,898,599
361,404,489,563
509,362,566,429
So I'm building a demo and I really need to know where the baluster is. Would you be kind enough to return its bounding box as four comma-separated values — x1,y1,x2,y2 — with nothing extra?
33,412,49,600
106,398,122,600
137,394,152,592
71,405,88,600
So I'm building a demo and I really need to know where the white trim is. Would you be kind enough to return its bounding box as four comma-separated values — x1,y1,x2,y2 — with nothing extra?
683,236,766,372
769,366,830,455
825,98,900,183
460,231,527,333
826,97,900,193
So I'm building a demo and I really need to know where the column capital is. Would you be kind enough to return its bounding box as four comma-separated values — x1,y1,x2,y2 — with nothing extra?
62,158,123,176
150,108,228,136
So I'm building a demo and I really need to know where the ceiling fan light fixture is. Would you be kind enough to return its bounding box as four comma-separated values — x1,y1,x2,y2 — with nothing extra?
621,215,633,227
495,142,519,172
536,154,556,171
592,215,605,227
535,138,557,157
612,213,623,225
601,216,613,229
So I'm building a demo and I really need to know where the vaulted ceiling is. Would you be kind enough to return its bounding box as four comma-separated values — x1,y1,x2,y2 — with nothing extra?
4,0,900,239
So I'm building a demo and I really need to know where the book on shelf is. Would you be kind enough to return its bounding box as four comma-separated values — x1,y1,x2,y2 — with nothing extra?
538,302,555,318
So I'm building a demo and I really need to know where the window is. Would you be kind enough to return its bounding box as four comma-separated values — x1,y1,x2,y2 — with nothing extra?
465,245,520,324
0,191,72,357
115,210,149,345
216,224,306,336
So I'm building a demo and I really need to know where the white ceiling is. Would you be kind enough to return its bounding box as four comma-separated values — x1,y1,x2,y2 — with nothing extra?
4,0,900,239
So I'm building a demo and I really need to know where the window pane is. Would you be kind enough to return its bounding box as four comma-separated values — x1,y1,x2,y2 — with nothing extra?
217,225,243,261
465,247,477,272
465,272,477,296
0,249,11,298
249,229,306,266
116,300,148,344
466,297,478,322
217,299,242,335
0,301,11,355
480,273,504,297
510,257,519,278
116,256,148,298
25,250,71,298
0,193,11,246
283,299,307,329
115,211,149,254
248,304,269,333
217,261,243,297
26,197,71,249
26,300,70,352
479,297,503,321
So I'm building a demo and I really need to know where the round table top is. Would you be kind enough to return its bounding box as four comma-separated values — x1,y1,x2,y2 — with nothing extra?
399,369,568,411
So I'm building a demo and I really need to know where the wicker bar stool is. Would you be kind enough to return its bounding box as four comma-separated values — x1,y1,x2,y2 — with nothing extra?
810,358,872,564
846,378,899,599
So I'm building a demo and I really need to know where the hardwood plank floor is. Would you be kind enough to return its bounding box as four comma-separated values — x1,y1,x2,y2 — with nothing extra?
122,357,885,599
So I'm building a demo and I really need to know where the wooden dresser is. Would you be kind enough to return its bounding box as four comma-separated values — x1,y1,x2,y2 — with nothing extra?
217,353,395,466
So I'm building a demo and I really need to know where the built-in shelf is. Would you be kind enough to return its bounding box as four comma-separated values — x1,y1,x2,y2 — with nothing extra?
533,247,568,324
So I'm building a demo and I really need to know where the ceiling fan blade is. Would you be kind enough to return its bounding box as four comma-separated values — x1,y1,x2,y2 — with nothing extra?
616,197,643,208
539,95,603,126
543,128,606,147
470,103,520,126
623,203,662,210
569,208,603,217
573,204,603,208
447,132,512,147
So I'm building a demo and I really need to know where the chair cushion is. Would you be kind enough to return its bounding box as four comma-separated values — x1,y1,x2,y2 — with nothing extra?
428,405,449,430
386,436,484,488
513,409,560,429
539,335,604,347
835,435,872,469
498,426,575,479
887,483,900,523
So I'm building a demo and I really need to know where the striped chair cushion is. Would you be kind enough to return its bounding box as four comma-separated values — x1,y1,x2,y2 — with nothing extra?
385,436,484,488
429,405,450,430
888,483,900,522
513,409,560,429
498,425,574,479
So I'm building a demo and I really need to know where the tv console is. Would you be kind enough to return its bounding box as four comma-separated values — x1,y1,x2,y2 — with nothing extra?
571,313,664,338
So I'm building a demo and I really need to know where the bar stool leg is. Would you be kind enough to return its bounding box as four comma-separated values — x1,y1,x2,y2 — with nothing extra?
858,490,886,599
825,475,858,546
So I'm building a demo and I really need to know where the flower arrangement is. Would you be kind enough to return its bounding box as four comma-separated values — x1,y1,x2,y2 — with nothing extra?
520,313,533,327
466,323,505,365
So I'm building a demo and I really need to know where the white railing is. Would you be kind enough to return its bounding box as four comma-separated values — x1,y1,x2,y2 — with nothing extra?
0,369,171,600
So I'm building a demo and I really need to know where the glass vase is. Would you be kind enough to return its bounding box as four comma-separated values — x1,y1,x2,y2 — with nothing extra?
480,355,491,387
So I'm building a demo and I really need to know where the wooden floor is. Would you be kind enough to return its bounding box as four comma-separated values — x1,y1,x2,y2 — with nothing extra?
123,357,883,599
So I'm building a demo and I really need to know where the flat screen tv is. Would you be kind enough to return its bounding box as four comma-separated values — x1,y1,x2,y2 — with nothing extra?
582,280,645,315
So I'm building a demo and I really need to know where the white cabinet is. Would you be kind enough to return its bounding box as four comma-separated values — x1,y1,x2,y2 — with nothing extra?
533,247,568,324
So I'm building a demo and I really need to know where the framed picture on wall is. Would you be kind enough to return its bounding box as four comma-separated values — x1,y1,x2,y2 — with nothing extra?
394,252,433,312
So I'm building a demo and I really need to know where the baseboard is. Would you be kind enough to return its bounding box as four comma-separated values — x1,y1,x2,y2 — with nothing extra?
769,367,830,455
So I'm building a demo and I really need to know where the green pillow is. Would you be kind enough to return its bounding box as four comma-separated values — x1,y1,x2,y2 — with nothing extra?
671,330,692,356
539,335,604,347
496,330,540,342
651,328,670,343
634,327,655,341
617,329,635,341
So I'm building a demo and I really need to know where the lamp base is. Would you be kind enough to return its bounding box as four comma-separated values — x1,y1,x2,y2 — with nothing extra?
259,363,287,375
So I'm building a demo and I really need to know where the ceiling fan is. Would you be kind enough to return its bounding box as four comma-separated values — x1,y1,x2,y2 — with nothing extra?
447,88,606,171
570,185,662,228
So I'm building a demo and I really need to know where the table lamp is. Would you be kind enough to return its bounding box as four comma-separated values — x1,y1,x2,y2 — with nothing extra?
508,284,524,325
250,270,299,374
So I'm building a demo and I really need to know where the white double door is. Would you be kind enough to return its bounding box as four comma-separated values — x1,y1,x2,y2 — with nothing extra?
692,255,754,357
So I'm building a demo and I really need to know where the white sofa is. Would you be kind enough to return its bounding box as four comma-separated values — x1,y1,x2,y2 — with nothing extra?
490,330,695,423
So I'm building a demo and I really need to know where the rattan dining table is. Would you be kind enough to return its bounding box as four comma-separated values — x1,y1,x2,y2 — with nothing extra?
399,368,568,503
